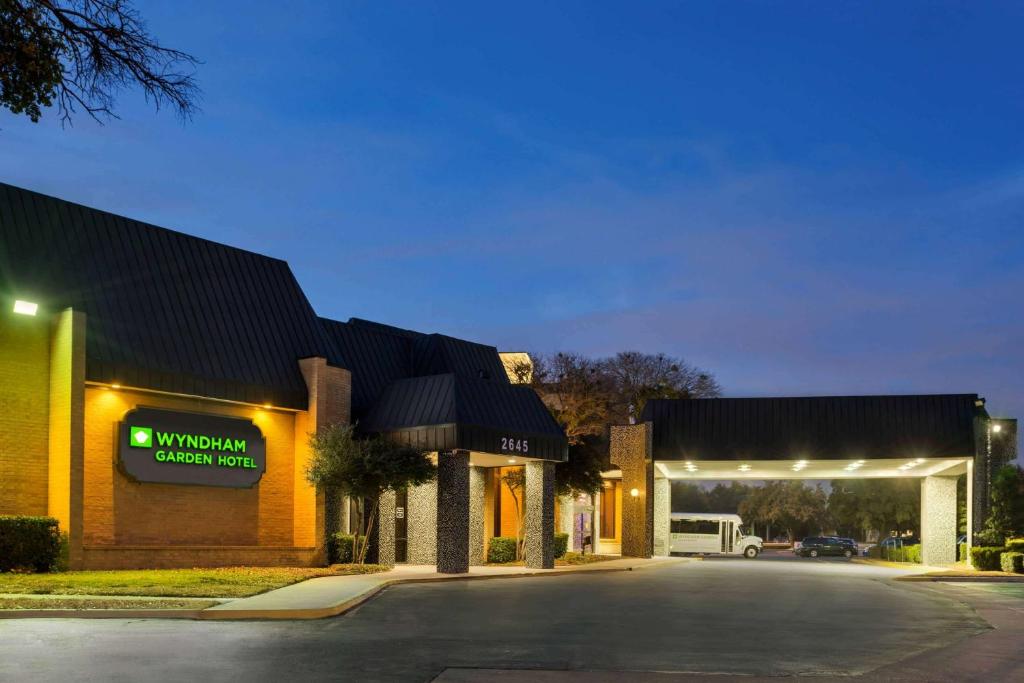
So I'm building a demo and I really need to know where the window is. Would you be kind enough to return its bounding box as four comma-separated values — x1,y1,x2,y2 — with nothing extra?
599,481,619,539
671,519,719,534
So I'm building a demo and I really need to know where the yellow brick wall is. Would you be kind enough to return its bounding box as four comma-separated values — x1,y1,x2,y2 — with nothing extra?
0,311,50,515
83,387,300,548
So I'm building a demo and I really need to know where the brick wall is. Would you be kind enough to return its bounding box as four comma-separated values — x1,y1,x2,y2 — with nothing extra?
81,545,319,570
83,387,300,551
0,310,50,515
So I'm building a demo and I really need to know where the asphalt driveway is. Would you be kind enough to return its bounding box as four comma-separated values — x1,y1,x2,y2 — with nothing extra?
0,558,991,682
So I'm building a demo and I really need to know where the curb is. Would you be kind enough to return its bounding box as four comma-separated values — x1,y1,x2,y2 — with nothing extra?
0,557,683,621
896,575,1024,583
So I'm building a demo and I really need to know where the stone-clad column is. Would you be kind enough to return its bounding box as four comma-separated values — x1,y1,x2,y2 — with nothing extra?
653,477,671,556
610,423,654,558
437,450,470,574
406,480,438,565
524,460,555,569
469,466,486,566
921,475,957,566
376,490,397,567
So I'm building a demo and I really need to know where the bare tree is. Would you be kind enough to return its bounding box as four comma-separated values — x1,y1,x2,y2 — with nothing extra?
600,351,721,423
1,0,199,125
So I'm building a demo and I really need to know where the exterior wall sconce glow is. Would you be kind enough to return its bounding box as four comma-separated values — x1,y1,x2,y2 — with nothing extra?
993,424,1003,433
13,300,38,316
629,488,640,498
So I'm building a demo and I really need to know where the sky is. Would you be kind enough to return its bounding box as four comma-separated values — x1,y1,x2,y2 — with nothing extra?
2,2,1022,437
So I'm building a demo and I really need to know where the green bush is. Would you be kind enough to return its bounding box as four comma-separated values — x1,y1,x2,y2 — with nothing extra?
869,543,921,563
970,546,1006,571
957,542,967,563
327,533,355,564
487,536,518,563
1000,551,1024,574
1005,538,1024,553
0,516,62,572
554,532,569,559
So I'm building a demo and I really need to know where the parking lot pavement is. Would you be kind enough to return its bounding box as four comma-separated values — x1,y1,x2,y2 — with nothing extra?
0,559,990,682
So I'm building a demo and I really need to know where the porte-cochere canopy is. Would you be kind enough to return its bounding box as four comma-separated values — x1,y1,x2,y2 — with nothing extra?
642,394,984,462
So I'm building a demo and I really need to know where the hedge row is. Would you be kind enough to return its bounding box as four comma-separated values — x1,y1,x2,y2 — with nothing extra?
970,546,1005,571
1000,551,1024,574
1006,538,1024,553
487,534,571,563
0,516,62,573
868,544,921,563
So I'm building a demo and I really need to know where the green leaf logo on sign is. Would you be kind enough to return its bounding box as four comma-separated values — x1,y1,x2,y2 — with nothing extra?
130,426,153,448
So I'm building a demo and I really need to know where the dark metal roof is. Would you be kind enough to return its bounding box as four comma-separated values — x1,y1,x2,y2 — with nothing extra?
641,394,984,461
0,183,341,409
320,317,513,419
360,373,568,461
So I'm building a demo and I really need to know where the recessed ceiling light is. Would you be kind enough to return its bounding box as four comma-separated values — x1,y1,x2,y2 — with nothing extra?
13,300,38,316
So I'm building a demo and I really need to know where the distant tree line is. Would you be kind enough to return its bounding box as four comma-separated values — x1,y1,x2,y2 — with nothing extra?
672,478,926,543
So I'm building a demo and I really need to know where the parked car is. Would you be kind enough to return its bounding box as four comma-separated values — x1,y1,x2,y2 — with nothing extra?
795,536,856,558
878,536,919,549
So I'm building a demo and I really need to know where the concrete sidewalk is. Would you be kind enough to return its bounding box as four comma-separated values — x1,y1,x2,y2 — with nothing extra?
201,556,684,620
0,556,684,621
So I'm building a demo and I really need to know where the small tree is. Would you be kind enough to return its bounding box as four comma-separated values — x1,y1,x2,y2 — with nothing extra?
980,464,1024,545
501,467,526,559
307,424,436,564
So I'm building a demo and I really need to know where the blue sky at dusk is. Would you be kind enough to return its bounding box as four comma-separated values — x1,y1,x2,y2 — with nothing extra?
2,2,1022,428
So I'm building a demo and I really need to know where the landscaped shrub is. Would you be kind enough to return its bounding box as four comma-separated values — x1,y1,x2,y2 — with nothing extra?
869,543,921,563
0,516,62,572
970,546,1006,571
1000,552,1024,574
554,532,569,559
1005,538,1024,553
327,533,355,564
957,542,968,563
487,536,518,563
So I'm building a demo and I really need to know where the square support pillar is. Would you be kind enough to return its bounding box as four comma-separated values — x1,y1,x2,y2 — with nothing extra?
921,475,958,566
376,490,397,567
610,423,654,558
524,460,555,569
653,477,671,556
469,466,487,566
437,450,470,574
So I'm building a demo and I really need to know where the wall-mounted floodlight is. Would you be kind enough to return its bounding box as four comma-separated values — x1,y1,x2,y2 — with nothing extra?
993,424,1003,434
13,300,38,316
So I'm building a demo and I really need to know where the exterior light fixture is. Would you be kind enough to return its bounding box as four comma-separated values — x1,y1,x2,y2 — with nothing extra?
508,458,516,464
993,424,1002,434
792,459,808,471
738,464,751,472
629,488,640,498
844,460,865,472
110,384,121,390
263,403,272,409
13,300,38,316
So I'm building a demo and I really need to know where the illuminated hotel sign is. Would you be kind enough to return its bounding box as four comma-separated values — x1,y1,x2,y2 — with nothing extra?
118,407,266,488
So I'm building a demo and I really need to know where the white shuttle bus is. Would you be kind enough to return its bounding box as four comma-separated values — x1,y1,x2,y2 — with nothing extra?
670,513,763,558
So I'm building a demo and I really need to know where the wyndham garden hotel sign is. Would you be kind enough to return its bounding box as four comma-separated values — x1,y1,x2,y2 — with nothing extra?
118,407,266,488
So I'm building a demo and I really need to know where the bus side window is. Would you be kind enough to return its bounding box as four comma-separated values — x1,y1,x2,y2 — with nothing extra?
671,520,684,533
695,520,718,534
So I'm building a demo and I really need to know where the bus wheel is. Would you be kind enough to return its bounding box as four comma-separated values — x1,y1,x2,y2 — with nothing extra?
843,549,853,558
809,549,819,558
744,546,759,559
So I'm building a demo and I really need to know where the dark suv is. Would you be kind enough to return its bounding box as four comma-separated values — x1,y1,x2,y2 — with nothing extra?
796,536,856,558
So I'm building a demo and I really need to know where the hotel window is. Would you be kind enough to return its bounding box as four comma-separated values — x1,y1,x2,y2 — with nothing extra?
599,481,620,539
